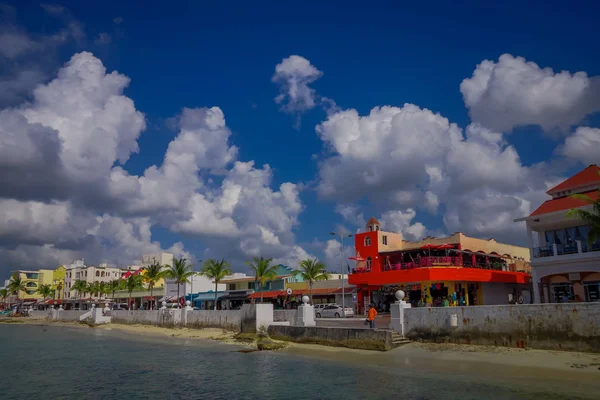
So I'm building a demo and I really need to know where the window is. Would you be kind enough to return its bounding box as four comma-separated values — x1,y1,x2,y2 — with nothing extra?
364,236,371,246
368,226,373,232
101,272,105,277
366,257,372,269
96,271,100,277
382,235,388,245
26,282,37,288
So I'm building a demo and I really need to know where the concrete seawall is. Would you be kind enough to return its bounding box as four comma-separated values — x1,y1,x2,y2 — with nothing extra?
54,310,88,322
273,310,296,322
404,303,600,352
186,310,241,331
268,325,393,351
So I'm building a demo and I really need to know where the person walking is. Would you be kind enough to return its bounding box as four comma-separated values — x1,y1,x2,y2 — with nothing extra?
367,303,378,329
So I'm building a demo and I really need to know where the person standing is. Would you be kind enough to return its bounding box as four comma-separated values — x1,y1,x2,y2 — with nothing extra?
367,304,378,329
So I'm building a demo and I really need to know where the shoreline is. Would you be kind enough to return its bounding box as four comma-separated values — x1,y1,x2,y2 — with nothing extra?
3,317,600,390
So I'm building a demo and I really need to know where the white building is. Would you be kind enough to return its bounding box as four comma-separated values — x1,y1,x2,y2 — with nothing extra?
141,252,174,268
516,165,600,303
64,260,124,299
164,274,227,299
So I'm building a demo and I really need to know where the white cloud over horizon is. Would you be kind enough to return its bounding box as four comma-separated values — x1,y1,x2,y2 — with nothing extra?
0,52,312,275
1,46,598,281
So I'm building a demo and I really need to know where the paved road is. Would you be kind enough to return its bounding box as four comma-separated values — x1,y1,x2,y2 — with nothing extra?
316,315,390,329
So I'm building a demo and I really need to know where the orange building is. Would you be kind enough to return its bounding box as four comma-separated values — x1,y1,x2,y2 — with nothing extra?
349,218,531,313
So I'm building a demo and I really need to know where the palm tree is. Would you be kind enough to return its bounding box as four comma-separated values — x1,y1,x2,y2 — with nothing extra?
86,282,97,299
165,258,195,308
143,262,166,310
99,282,110,302
36,284,54,306
108,280,121,304
71,280,88,301
0,288,9,309
293,258,329,304
8,275,26,310
567,179,600,247
246,257,278,303
56,282,63,300
125,274,144,310
200,259,232,310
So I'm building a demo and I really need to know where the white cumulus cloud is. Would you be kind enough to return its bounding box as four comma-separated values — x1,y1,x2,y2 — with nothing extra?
272,55,323,115
557,127,600,166
461,54,600,134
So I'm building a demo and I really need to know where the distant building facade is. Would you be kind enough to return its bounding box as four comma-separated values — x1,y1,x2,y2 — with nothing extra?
516,165,600,303
349,217,531,313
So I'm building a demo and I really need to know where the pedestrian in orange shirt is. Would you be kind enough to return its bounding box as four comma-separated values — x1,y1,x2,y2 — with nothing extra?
367,303,377,329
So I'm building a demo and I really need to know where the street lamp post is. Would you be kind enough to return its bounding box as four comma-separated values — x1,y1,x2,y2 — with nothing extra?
190,260,201,310
330,232,353,318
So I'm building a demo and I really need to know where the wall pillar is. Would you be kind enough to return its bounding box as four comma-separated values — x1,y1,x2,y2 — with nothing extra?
531,267,541,304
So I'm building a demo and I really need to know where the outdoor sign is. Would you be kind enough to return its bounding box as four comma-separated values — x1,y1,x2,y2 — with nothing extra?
286,288,292,295
352,294,357,303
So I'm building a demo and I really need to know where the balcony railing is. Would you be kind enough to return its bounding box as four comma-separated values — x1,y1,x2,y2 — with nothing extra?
533,241,600,258
351,256,507,274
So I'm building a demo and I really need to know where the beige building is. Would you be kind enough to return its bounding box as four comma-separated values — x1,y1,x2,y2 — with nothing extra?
64,260,124,299
141,252,174,268
9,269,54,299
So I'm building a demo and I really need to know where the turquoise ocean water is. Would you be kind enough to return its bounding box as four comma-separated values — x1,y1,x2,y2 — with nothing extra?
0,324,595,400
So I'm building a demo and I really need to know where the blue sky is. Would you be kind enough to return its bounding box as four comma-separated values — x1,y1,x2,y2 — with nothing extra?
0,0,599,275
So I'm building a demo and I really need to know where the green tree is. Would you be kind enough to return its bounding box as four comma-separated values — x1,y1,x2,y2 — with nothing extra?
200,259,232,310
71,280,88,300
293,258,329,304
246,257,278,303
8,275,27,309
0,288,9,308
99,282,110,302
143,262,166,310
165,258,195,308
567,180,600,247
86,282,99,299
108,280,121,304
36,284,54,305
125,274,144,309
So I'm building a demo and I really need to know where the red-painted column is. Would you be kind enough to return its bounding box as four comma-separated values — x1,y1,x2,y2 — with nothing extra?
471,254,476,267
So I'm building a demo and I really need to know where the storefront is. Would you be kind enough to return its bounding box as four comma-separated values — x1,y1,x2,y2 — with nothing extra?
584,281,600,302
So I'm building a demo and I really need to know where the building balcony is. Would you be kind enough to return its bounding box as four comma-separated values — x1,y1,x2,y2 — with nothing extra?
352,256,509,274
532,241,600,259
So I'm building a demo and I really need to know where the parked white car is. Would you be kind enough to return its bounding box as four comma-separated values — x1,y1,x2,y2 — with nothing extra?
313,303,333,317
317,304,354,318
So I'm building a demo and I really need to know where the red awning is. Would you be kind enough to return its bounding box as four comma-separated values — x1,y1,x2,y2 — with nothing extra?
420,243,439,249
122,269,143,279
249,290,284,299
45,299,63,305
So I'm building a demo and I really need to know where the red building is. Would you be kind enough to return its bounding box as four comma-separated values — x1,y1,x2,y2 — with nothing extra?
349,218,531,313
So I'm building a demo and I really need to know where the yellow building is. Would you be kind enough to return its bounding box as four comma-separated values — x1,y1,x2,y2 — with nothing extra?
52,266,66,300
11,269,53,299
